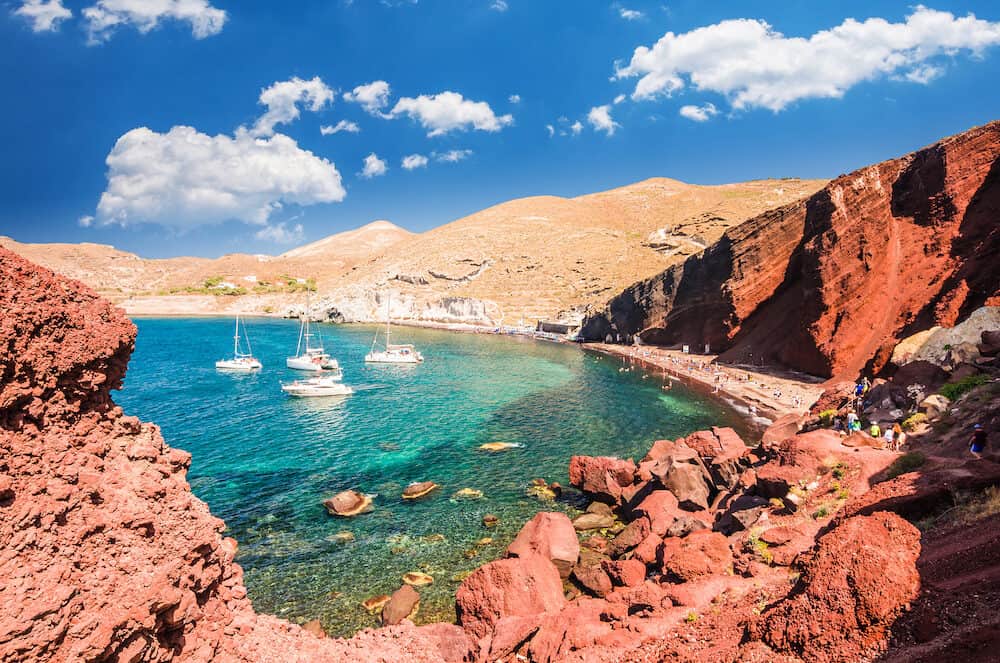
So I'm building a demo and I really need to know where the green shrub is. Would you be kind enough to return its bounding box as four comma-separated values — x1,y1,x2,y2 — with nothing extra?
884,452,926,480
939,374,990,401
818,409,837,426
901,412,928,431
685,611,699,623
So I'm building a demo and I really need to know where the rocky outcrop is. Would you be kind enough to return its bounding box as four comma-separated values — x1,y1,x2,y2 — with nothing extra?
0,247,450,662
582,121,1000,378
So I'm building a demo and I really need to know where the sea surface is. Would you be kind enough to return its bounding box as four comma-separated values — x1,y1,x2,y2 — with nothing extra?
118,317,743,636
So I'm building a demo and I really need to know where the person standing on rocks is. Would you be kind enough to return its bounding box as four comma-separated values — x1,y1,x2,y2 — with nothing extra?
883,425,895,448
870,421,882,438
970,423,988,458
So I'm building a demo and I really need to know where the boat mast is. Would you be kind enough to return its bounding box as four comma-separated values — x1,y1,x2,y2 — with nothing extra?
233,315,240,358
385,295,391,350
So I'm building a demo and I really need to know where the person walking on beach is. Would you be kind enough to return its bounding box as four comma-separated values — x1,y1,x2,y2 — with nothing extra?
870,421,881,438
892,423,904,451
970,423,987,458
846,410,858,432
883,425,895,448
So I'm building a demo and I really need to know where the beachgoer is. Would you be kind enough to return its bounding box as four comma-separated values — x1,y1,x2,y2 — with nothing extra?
892,423,903,452
870,422,881,438
862,377,871,394
883,426,894,447
846,410,858,430
970,423,987,458
833,416,845,434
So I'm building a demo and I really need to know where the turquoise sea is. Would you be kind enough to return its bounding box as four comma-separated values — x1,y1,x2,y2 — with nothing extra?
117,317,743,636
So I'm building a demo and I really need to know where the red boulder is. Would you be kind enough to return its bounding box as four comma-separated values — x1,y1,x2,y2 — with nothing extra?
506,512,579,579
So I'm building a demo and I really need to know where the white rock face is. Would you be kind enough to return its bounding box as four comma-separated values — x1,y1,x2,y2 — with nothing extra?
303,288,499,326
891,306,1000,368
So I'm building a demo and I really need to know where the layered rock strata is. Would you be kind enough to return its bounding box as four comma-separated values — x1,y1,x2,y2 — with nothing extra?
581,121,1000,378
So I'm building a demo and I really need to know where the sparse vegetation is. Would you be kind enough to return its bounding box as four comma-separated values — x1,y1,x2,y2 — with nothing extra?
831,462,847,480
953,486,1000,524
818,409,837,426
901,412,928,431
769,497,785,510
939,374,990,401
685,611,699,623
884,452,927,480
812,504,830,519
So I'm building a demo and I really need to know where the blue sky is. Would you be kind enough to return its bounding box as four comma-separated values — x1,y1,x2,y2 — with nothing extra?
2,0,999,258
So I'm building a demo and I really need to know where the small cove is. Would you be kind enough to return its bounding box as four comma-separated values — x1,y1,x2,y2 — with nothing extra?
118,317,745,636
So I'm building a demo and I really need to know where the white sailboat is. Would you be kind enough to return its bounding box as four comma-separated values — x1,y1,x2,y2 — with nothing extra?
215,315,262,371
286,297,340,372
281,375,353,397
365,296,424,364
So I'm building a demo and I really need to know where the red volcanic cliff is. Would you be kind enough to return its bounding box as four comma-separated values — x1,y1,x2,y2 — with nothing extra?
0,247,457,662
581,121,1000,378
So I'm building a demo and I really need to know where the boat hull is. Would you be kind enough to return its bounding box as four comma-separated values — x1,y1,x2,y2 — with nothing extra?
281,382,353,397
216,358,262,371
286,356,340,371
364,351,423,364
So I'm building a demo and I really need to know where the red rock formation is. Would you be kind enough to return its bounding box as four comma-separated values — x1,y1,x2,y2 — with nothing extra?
505,512,580,578
754,512,921,662
0,247,451,662
582,121,1000,378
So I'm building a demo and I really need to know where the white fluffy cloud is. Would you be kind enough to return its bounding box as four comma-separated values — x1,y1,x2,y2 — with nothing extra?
434,149,473,163
95,126,345,228
679,102,719,122
78,215,94,228
321,120,361,135
390,91,513,137
545,124,555,137
360,152,388,178
508,93,521,103
491,1,508,12
343,80,392,115
619,8,643,21
83,0,227,43
616,6,1000,112
587,104,619,135
14,0,71,32
401,154,429,170
569,120,583,135
255,222,304,244
253,76,334,137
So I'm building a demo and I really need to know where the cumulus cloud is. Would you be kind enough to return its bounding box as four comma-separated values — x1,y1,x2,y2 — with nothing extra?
360,152,388,178
95,126,345,228
587,104,620,135
343,80,392,115
14,0,72,32
434,149,473,163
83,0,227,43
390,91,513,137
545,124,555,137
321,120,361,135
619,8,643,21
509,93,521,103
401,154,429,170
255,222,304,244
78,215,94,228
901,63,944,84
613,94,626,104
253,76,334,137
491,0,508,11
616,6,1000,112
679,102,719,122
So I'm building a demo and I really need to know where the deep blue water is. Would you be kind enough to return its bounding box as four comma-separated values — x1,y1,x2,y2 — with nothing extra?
117,317,742,636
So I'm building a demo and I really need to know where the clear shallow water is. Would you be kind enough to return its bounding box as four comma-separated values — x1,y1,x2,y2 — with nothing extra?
118,317,743,636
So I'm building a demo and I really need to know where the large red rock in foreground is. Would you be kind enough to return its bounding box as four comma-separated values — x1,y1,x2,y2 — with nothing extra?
0,248,450,662
582,121,1000,378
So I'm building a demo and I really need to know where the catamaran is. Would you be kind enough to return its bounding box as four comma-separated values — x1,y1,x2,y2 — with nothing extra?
286,300,340,372
281,375,354,397
215,315,262,371
365,296,424,364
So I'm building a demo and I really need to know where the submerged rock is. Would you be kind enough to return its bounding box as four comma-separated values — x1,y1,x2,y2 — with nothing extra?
302,619,326,638
402,572,434,587
361,594,391,613
452,488,483,500
323,490,373,517
482,514,500,528
479,442,521,452
402,482,439,500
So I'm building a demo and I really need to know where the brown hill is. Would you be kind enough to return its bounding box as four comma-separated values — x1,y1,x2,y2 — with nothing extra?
315,177,825,325
0,179,824,322
581,120,1000,379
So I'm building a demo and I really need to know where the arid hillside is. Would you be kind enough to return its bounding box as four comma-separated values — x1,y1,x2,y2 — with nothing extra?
0,177,824,323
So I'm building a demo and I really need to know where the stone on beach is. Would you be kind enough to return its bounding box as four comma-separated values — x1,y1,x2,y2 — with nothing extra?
506,512,580,579
573,512,614,531
452,488,483,499
649,444,712,511
302,619,326,638
323,490,373,517
382,585,420,626
402,482,439,500
568,455,637,504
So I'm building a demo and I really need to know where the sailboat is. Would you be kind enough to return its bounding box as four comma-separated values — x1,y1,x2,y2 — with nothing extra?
215,315,263,371
365,296,424,364
281,375,354,397
286,296,340,372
